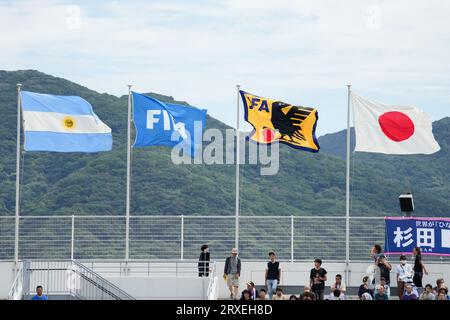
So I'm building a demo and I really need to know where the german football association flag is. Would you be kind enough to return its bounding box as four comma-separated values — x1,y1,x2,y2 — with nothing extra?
239,91,320,152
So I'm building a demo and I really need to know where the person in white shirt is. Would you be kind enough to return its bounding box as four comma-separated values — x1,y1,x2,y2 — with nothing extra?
326,289,346,300
396,255,413,300
330,274,347,294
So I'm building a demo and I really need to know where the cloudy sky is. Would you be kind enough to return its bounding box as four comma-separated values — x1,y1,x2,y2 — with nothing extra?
1,0,449,136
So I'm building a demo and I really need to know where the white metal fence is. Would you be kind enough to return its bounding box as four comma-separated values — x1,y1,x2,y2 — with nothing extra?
0,215,448,262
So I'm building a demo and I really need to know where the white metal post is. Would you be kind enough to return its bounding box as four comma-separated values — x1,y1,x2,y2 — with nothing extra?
235,85,241,251
71,215,75,260
181,215,184,260
14,83,22,265
125,85,132,261
291,215,294,263
345,84,352,285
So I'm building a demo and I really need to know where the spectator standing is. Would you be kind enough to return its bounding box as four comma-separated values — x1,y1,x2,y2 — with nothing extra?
375,254,392,286
31,286,48,300
370,244,383,263
396,255,413,300
309,258,327,300
412,247,428,288
419,284,435,300
198,244,210,277
265,251,281,300
224,248,241,300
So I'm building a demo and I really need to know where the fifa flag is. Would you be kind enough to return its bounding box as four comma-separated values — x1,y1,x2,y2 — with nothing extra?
239,91,319,152
351,92,440,154
132,92,207,157
21,91,112,152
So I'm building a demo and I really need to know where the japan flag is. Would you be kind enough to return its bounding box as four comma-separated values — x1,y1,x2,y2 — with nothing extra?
351,92,441,154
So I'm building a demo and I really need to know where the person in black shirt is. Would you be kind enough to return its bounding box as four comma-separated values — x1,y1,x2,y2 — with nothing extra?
309,258,327,300
377,254,392,285
265,251,281,300
413,247,428,288
198,244,210,277
358,276,374,299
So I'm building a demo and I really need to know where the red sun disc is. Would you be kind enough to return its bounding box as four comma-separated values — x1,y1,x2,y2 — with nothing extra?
378,111,415,142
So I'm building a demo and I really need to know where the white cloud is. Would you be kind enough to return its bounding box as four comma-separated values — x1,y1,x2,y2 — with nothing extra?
1,0,449,135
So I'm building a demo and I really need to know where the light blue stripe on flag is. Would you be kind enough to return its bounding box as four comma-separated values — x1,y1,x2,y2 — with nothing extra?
21,91,93,115
24,131,112,153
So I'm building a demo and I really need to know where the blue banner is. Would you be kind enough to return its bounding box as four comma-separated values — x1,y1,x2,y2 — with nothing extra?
132,92,207,157
385,217,450,256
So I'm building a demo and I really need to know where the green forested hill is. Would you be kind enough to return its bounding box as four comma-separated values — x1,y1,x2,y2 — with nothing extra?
0,70,449,217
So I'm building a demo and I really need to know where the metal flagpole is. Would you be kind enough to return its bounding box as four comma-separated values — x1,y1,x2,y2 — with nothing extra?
14,83,22,265
235,85,241,250
125,85,132,261
345,84,352,286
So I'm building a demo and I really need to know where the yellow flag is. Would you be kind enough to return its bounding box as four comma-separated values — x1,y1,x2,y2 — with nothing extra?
239,91,320,152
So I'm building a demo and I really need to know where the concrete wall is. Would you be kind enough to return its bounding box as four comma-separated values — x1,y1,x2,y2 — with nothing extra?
106,276,210,300
0,261,16,299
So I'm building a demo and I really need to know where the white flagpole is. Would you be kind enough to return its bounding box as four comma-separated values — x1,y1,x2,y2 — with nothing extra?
235,85,241,250
125,84,132,261
14,83,22,265
345,84,352,285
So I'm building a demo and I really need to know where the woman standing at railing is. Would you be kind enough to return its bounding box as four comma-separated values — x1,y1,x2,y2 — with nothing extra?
198,244,210,277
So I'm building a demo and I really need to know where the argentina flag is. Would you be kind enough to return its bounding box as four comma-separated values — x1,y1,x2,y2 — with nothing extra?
132,92,206,157
21,91,112,152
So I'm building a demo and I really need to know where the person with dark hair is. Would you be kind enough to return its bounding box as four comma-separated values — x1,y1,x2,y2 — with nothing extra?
289,295,298,300
257,289,268,300
240,289,252,301
375,254,392,286
358,276,373,300
327,289,345,300
265,251,281,300
413,247,428,288
396,254,413,300
374,285,389,300
31,285,48,300
370,244,383,263
309,258,327,300
272,287,287,300
437,287,449,300
419,284,435,300
331,274,346,294
198,244,210,277
246,281,257,300
300,291,316,300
